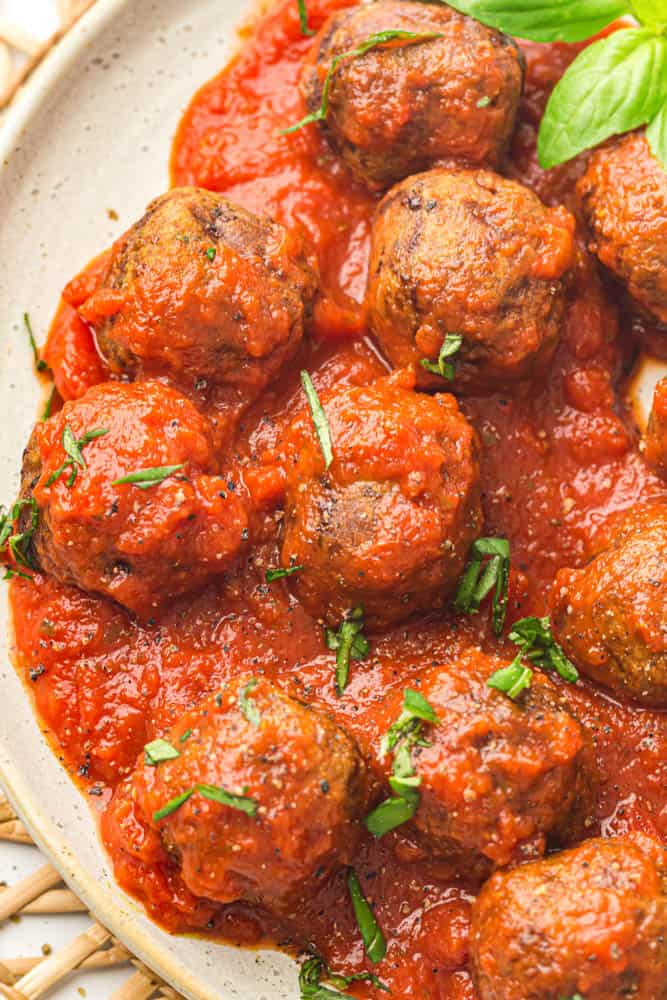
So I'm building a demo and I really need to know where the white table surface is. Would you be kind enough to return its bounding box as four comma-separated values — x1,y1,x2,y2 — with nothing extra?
0,2,135,995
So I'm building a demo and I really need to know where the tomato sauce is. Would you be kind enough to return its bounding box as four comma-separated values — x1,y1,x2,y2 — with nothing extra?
9,2,667,997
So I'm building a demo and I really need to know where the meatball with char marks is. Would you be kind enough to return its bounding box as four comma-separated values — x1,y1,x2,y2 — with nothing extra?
471,838,667,1000
280,369,482,628
646,376,667,478
79,187,318,404
374,648,595,868
551,502,667,706
300,0,524,191
112,676,370,911
366,168,575,393
18,380,248,618
578,132,667,323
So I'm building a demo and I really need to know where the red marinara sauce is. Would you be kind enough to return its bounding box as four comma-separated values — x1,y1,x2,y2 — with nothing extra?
9,2,667,998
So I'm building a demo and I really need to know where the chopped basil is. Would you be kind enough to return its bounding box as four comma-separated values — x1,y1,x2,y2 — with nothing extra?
113,464,185,490
24,313,48,373
205,246,217,261
325,606,369,696
197,783,258,817
46,425,109,489
0,498,39,570
454,536,510,636
366,689,438,838
297,0,314,36
282,30,442,135
179,729,192,743
298,955,389,999
487,655,533,700
42,385,57,422
265,564,303,583
239,678,261,728
144,738,181,766
300,370,333,470
153,788,195,822
347,870,387,963
476,95,491,107
420,333,463,381
509,615,579,683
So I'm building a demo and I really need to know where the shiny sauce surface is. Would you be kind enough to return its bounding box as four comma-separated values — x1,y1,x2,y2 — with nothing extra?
10,2,667,997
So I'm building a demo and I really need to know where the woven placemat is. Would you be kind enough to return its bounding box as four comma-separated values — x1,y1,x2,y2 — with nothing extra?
1,5,187,996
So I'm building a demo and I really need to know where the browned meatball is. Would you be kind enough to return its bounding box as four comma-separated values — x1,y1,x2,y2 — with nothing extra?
578,133,667,323
300,0,524,191
18,381,248,618
551,503,667,706
118,676,370,911
372,648,595,868
646,376,667,478
471,838,667,1000
366,168,575,393
79,187,318,402
279,369,482,628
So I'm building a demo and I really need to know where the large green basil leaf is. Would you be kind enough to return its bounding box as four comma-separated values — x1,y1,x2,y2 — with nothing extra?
647,100,667,168
538,28,667,168
443,0,631,43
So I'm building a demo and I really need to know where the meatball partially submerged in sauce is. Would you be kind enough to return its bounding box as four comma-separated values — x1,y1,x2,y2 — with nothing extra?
578,132,667,323
646,376,667,479
116,676,370,911
19,381,249,618
374,648,595,868
300,0,524,191
471,838,667,1000
366,168,575,393
280,369,482,628
551,503,667,706
79,187,318,402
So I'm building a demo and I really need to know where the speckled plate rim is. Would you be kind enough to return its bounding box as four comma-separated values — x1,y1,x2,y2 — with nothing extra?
0,1,298,997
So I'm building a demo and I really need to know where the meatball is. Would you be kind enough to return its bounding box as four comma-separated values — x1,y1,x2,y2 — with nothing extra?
300,0,524,191
374,648,595,867
79,187,318,401
366,168,575,393
121,676,369,910
551,502,667,706
280,369,482,628
646,376,667,478
471,838,667,1000
578,133,667,322
19,380,249,617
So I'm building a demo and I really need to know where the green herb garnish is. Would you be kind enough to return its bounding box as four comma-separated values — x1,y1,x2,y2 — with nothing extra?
46,425,109,488
487,657,533,700
325,606,369,695
0,498,39,570
509,615,579,683
24,313,48,373
443,0,667,170
420,333,463,381
113,464,185,490
300,370,333,469
42,386,57,422
298,955,389,999
153,788,195,822
239,678,261,728
365,688,438,838
144,738,181,766
197,783,258,816
454,537,510,636
347,869,387,964
179,729,192,743
205,247,217,261
265,564,303,583
282,31,442,135
297,0,314,36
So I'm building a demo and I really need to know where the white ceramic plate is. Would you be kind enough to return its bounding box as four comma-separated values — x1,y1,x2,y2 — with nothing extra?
1,4,666,1000
0,1,298,997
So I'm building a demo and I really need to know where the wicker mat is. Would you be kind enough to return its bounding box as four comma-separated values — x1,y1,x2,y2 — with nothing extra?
1,4,187,996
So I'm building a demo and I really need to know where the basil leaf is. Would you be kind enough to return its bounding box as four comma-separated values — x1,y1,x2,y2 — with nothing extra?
24,313,49,373
487,657,533,700
153,788,195,822
301,370,334,470
113,464,185,489
196,783,258,816
347,870,387,964
632,0,667,27
647,100,667,169
297,0,314,36
365,795,417,837
239,678,261,728
144,738,180,765
538,29,667,169
265,564,303,583
443,0,631,43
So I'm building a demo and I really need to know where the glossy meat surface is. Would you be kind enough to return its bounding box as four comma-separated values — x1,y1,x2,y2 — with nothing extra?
647,376,667,479
471,837,667,1000
300,0,523,191
79,187,318,405
20,381,248,618
578,132,667,323
280,369,482,626
551,503,667,706
366,167,575,393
